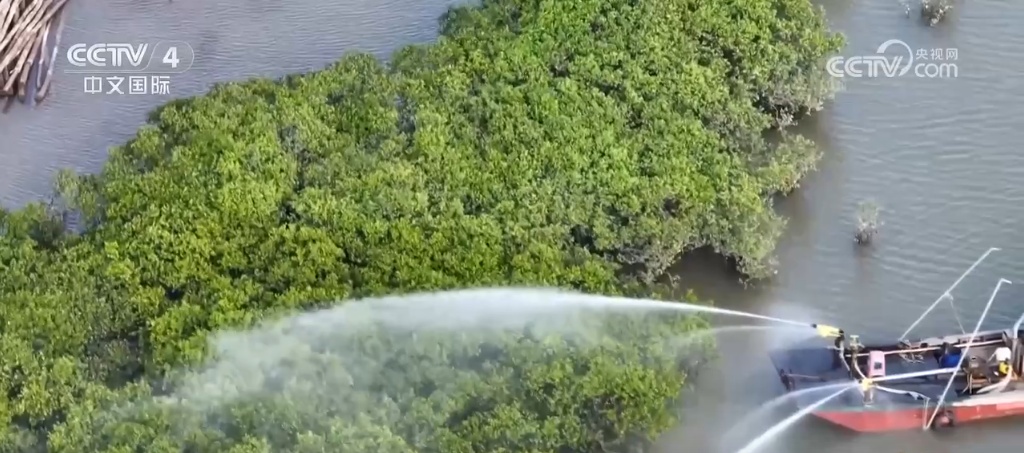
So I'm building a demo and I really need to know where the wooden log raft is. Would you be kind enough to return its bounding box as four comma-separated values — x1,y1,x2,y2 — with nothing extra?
0,0,69,112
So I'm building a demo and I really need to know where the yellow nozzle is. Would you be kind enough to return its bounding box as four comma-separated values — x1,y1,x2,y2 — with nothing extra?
813,324,843,338
859,379,874,392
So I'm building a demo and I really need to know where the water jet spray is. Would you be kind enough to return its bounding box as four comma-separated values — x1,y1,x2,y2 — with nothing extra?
734,384,854,453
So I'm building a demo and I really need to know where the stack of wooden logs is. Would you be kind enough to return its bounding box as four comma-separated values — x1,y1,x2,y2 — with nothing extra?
0,0,69,112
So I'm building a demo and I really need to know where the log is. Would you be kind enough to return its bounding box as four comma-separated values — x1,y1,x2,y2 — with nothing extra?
34,14,46,88
2,93,14,113
1,0,71,109
6,27,39,93
16,26,43,100
0,0,25,46
0,0,55,71
33,0,63,102
0,0,45,57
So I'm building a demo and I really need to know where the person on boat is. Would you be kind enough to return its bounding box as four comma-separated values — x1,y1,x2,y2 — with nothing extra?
936,342,962,368
989,346,1012,377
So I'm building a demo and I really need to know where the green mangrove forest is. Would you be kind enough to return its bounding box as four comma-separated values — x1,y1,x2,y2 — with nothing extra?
0,0,842,451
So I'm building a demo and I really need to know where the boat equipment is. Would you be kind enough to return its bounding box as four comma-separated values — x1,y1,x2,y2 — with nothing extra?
922,278,1009,430
859,378,874,393
812,324,845,339
850,278,1009,426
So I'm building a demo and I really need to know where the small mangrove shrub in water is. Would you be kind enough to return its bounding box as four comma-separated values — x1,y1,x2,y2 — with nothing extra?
855,200,882,245
921,0,954,26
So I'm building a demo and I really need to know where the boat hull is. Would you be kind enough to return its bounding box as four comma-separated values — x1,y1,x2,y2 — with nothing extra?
815,398,1024,432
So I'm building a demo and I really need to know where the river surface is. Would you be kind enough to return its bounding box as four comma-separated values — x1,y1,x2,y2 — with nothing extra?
1,0,1022,452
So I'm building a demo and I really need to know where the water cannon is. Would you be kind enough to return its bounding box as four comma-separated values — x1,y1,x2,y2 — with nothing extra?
811,323,845,339
859,378,876,405
858,378,874,393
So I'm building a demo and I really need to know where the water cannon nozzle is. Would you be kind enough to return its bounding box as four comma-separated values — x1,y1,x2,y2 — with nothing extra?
859,379,874,392
812,324,844,338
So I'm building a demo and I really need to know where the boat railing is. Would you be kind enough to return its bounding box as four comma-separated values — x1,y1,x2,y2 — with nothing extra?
843,339,1005,359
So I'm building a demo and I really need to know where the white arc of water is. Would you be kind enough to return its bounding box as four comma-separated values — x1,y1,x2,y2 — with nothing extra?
722,382,852,440
734,384,854,453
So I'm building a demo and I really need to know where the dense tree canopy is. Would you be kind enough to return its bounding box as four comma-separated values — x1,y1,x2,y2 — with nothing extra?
0,0,841,451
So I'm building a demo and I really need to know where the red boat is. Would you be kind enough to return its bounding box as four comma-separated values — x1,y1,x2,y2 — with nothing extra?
769,248,1024,432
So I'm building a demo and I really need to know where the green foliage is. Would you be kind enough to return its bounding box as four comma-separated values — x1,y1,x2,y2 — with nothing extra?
0,0,840,451
44,299,713,453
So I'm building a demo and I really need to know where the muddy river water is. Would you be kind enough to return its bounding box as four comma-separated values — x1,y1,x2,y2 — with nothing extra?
2,0,1023,451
